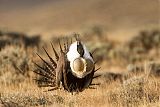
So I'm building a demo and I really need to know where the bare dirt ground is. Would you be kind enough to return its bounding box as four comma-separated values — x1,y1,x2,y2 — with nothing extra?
0,0,160,107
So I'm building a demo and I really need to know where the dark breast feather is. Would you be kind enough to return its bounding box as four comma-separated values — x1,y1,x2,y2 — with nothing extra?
61,57,95,92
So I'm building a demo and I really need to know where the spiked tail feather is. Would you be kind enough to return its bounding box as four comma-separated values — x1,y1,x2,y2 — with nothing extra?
51,42,59,61
33,61,55,76
43,47,57,68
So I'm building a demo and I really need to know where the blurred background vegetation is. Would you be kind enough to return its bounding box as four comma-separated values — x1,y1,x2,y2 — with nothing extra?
0,0,159,106
0,0,159,39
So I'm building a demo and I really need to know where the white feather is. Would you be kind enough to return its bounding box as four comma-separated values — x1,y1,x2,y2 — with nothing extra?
67,41,94,62
66,41,94,78
67,41,80,62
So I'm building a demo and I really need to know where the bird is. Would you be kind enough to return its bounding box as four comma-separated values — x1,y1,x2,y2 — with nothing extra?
67,38,94,78
33,35,100,93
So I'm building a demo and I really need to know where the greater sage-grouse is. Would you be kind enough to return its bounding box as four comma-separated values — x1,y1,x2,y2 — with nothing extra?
34,36,100,92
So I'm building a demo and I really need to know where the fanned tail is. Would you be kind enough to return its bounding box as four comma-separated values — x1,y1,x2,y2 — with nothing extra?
33,36,101,92
34,44,60,89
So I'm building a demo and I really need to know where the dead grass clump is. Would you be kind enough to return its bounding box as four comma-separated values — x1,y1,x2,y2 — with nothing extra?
124,30,160,64
82,25,105,41
148,62,160,77
0,92,64,107
127,61,160,77
0,31,41,50
0,45,36,84
109,76,145,106
108,76,160,107
127,64,144,74
98,72,126,83
88,41,115,64
127,30,160,53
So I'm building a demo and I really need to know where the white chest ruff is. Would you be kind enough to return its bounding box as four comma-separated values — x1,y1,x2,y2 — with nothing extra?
67,41,94,78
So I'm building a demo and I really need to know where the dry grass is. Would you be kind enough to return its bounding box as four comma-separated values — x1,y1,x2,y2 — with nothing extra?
0,29,160,107
0,71,160,107
0,1,159,106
